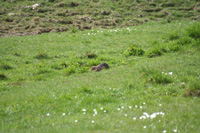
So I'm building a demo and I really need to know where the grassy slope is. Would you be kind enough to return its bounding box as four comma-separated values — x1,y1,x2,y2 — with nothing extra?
0,20,200,132
0,0,200,37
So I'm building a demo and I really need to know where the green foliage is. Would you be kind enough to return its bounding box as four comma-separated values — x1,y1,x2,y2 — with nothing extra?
187,23,200,40
146,47,163,58
70,28,79,33
65,66,76,76
0,63,13,70
35,53,50,59
185,78,200,97
80,87,92,94
151,72,173,84
36,68,51,75
83,53,98,59
166,41,181,52
0,73,7,80
123,45,145,57
176,36,192,46
141,69,173,84
168,31,181,40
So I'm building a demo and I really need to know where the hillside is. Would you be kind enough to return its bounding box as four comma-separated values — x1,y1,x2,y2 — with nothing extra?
1,0,200,132
1,20,200,132
0,0,200,37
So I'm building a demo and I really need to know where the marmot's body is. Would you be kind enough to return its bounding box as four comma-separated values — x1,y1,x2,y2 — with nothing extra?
89,63,109,72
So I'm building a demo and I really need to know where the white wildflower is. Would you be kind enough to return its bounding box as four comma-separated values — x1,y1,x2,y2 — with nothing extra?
143,112,149,118
169,72,173,75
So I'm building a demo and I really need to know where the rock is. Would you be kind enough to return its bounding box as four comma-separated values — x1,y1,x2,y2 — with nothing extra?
8,13,15,16
32,3,39,9
23,3,39,9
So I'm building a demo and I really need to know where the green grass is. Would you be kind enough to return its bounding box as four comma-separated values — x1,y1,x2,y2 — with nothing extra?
0,21,200,132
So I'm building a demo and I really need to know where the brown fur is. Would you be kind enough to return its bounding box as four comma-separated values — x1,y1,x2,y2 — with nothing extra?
89,63,109,72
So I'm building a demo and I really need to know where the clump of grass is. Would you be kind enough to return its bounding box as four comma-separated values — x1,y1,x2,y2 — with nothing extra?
141,69,173,84
146,47,163,58
187,23,200,40
123,45,145,57
35,53,49,59
168,31,181,40
177,36,193,46
83,53,97,59
150,72,173,84
77,67,89,74
166,41,181,52
65,67,76,76
36,69,51,75
146,42,168,58
70,28,79,33
0,64,13,70
184,79,200,97
80,87,92,94
35,53,50,59
0,73,7,80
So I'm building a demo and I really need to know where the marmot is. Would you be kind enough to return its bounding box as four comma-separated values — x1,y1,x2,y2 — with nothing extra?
89,63,109,72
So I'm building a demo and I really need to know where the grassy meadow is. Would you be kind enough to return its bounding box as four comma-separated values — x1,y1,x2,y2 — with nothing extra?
0,20,200,132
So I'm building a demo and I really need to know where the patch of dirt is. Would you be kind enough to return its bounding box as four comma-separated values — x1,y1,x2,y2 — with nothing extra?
0,1,199,37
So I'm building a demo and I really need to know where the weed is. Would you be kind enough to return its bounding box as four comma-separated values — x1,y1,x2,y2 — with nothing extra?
51,64,63,70
184,79,200,97
151,72,173,84
177,36,192,46
187,23,200,40
36,69,51,75
123,45,145,57
0,73,7,80
60,62,69,68
77,67,89,73
70,28,79,33
80,87,92,94
83,53,97,59
58,94,72,102
141,69,173,84
35,53,50,59
167,30,183,41
166,41,181,52
146,47,163,58
0,63,13,70
65,66,76,76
